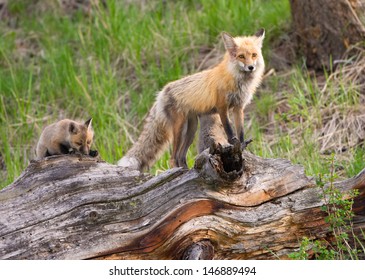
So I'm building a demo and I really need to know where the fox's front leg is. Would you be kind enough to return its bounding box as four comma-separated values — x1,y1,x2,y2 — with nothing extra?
217,106,236,144
233,106,252,149
233,107,244,143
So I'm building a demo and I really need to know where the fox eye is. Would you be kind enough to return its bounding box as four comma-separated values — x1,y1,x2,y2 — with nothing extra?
252,53,257,58
87,141,91,145
76,142,82,146
238,54,245,59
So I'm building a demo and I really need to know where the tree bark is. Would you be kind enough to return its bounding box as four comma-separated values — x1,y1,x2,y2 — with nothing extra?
0,116,364,259
289,0,365,69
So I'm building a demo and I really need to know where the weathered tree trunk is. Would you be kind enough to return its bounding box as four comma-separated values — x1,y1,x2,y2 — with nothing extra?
0,113,364,259
289,0,365,69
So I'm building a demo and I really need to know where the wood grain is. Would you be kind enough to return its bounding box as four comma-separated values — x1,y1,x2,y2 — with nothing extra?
0,148,364,259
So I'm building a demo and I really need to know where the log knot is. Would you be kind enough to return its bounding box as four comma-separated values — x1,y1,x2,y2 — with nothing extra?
182,240,215,260
194,140,248,185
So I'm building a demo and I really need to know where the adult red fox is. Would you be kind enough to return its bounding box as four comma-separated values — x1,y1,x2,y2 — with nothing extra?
36,118,94,159
119,29,265,171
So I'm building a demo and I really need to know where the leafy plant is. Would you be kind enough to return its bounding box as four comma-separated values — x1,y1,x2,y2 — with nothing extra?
289,154,363,260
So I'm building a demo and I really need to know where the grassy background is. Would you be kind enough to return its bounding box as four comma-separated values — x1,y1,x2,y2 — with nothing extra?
0,0,364,189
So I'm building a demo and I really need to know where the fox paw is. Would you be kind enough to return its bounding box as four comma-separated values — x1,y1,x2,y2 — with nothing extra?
228,137,241,152
89,150,99,157
228,136,240,145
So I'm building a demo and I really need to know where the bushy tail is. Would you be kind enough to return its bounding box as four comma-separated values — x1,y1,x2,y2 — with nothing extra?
118,104,172,171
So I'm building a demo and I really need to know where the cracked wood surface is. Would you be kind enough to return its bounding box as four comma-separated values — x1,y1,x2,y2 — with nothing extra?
0,147,364,259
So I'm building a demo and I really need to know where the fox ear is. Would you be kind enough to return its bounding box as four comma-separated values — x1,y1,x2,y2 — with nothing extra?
222,32,237,58
85,118,92,130
69,122,79,134
255,28,265,38
254,28,265,48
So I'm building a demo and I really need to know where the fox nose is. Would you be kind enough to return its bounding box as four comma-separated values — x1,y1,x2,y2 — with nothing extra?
81,146,89,155
248,65,255,71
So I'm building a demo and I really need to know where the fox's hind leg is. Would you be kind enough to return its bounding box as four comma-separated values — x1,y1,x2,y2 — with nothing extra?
175,113,198,168
36,142,69,159
36,143,48,159
170,112,186,168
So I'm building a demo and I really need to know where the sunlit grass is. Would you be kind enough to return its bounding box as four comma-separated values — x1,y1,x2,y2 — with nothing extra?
0,0,363,189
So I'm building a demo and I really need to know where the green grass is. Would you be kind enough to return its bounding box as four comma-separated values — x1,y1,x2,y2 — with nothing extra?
246,66,365,178
0,0,364,189
289,155,364,260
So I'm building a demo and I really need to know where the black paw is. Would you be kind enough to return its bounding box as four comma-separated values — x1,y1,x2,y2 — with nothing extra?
69,149,78,155
228,137,241,153
228,136,240,145
89,150,99,157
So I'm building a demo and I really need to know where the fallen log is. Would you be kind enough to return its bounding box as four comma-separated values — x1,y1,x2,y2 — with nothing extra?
0,115,364,260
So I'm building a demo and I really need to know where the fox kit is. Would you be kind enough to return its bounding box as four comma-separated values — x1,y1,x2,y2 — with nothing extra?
36,118,94,159
118,29,265,171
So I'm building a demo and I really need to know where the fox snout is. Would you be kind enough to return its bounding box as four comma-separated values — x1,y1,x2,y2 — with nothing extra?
239,62,256,72
237,60,256,72
247,65,255,71
80,146,90,155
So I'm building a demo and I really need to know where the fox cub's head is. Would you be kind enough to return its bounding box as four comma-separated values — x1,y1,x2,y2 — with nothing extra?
222,28,265,73
69,118,94,155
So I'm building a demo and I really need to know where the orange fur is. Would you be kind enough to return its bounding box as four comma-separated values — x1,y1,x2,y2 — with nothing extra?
118,29,265,171
36,119,94,159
